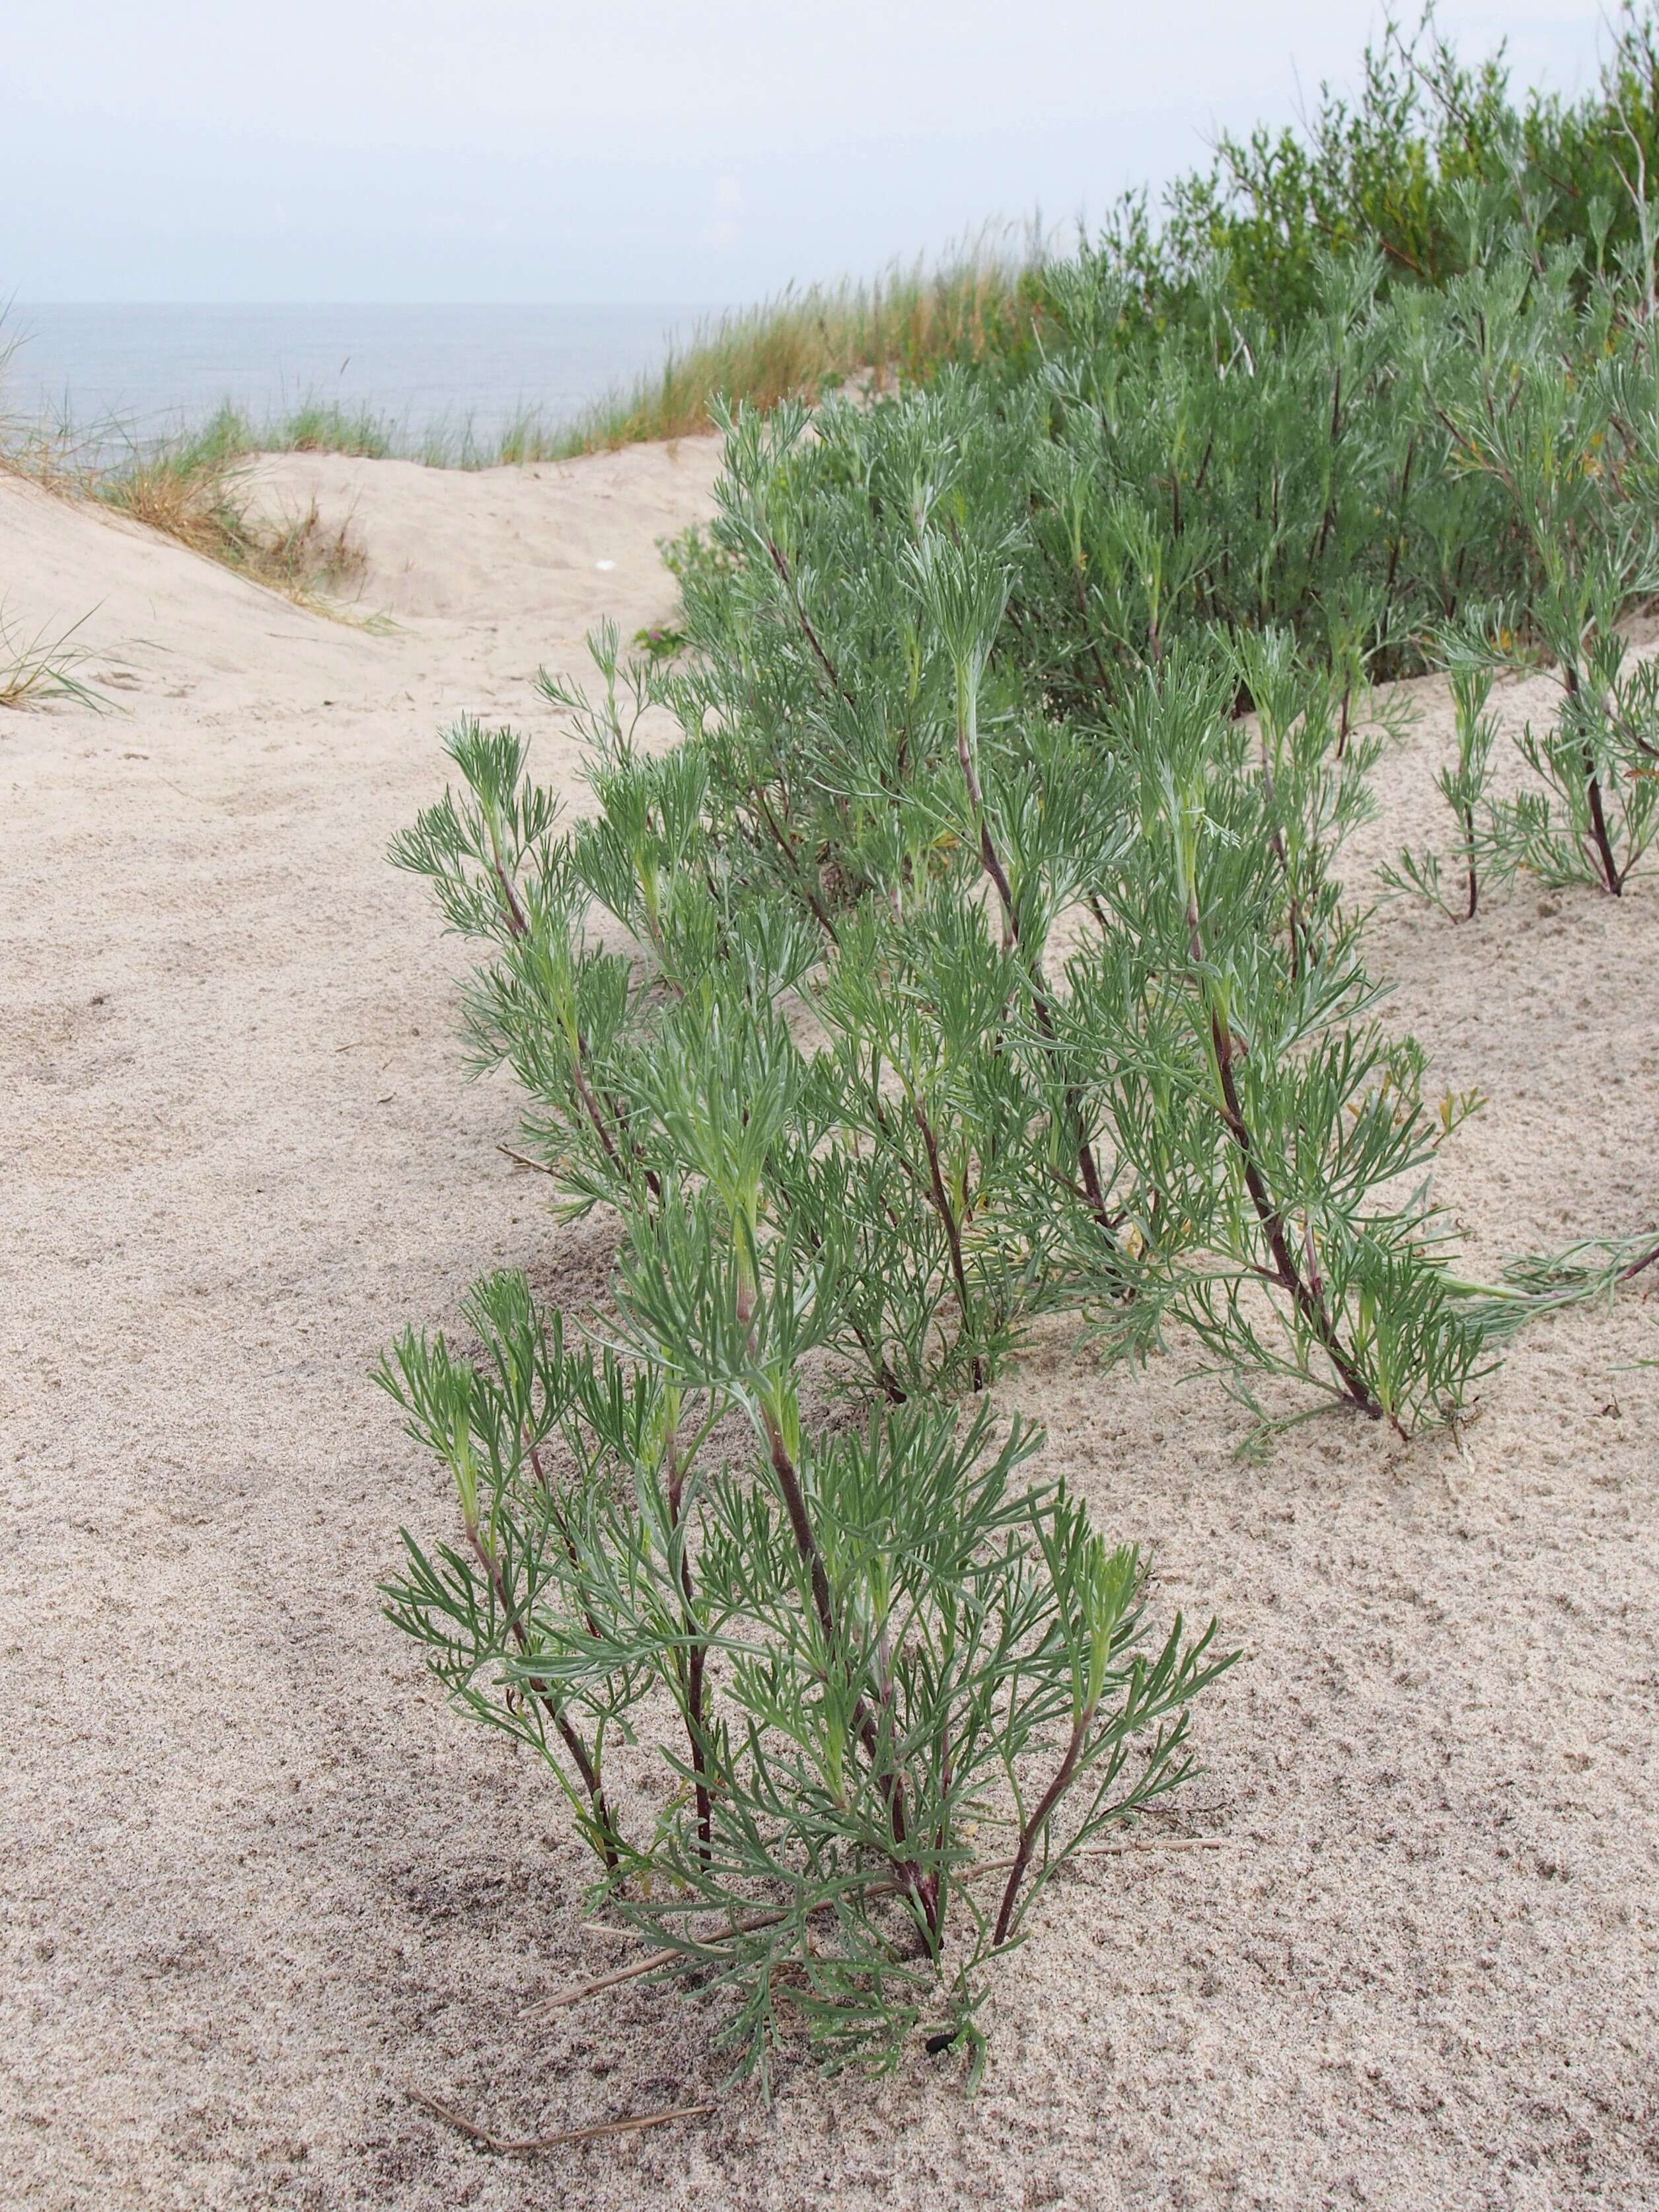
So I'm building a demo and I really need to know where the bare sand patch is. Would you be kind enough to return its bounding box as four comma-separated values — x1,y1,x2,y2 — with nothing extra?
1,446,1655,2211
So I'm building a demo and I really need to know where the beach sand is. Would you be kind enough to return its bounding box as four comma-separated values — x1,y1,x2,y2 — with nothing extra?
2,443,1656,2211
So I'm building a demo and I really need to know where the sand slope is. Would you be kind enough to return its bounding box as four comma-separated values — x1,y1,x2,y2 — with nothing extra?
1,446,1656,2212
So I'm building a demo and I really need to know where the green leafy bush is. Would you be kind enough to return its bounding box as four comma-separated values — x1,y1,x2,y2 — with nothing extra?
381,13,1659,2090
1380,256,1659,906
1062,10,1659,332
384,723,1235,2083
382,1265,1228,2085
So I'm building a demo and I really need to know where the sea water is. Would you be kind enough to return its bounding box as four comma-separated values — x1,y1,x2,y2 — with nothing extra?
2,302,721,457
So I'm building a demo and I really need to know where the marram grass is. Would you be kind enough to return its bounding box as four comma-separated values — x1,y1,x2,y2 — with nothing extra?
551,238,1048,455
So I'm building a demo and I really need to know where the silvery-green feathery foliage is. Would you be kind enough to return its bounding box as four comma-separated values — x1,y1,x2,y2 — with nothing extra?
381,151,1659,2083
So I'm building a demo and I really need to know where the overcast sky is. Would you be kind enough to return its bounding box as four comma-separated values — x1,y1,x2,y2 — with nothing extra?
6,1,1621,303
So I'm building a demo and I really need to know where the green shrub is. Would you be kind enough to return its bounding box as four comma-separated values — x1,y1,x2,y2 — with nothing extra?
384,721,1235,2083
1070,10,1659,330
381,13,1659,2090
382,1265,1229,2086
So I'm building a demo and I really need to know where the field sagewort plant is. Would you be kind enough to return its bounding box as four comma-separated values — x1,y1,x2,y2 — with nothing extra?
383,721,1232,2085
379,203,1659,2087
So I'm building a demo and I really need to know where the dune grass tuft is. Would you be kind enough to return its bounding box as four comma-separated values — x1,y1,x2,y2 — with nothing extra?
106,396,399,469
272,399,396,458
98,409,369,606
0,607,104,712
0,328,94,496
104,461,368,603
551,237,1047,455
349,237,1051,467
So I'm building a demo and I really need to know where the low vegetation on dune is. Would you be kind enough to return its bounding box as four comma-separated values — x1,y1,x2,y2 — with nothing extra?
73,404,365,603
550,239,1046,454
383,11,1659,2107
98,422,369,605
0,387,372,613
562,7,1659,455
0,605,103,711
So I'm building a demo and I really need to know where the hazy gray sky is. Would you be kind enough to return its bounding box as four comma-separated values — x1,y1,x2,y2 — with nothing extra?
7,1,1619,301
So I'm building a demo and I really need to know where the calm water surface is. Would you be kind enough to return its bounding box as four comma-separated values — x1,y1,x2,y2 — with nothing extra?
3,303,723,454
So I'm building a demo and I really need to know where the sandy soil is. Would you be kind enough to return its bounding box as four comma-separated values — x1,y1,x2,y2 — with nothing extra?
3,444,1657,2212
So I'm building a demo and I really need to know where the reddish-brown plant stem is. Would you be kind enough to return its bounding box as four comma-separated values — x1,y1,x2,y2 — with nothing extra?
1584,763,1623,893
663,1434,714,1863
992,1710,1089,1944
749,780,842,943
953,716,1124,1265
766,537,856,707
463,1521,621,1870
484,811,531,941
910,1099,986,1390
755,1397,938,1937
1208,1012,1384,1421
1565,665,1625,893
1186,890,1384,1422
493,864,529,938
755,1404,837,1667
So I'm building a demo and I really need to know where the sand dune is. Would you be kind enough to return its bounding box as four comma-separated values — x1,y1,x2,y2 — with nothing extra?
2,466,363,691
245,447,721,625
2,435,724,702
2,446,1656,2211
